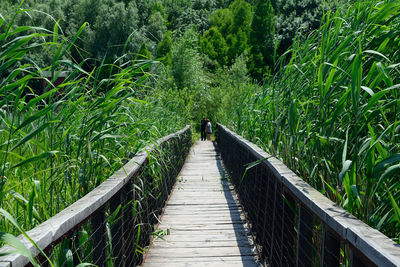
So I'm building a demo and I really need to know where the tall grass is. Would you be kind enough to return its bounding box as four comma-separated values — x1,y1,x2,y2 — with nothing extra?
0,5,187,239
230,0,400,240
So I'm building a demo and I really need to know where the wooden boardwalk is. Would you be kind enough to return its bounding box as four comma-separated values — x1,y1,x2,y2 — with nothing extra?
143,141,259,267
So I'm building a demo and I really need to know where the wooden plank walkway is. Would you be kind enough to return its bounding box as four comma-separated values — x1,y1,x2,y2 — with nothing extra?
143,141,259,267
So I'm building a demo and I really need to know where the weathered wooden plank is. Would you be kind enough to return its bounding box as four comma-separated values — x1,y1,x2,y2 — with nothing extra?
146,247,256,257
160,217,245,223
167,201,239,206
145,262,259,267
153,234,251,242
143,141,258,266
161,211,244,216
151,240,253,248
160,219,245,225
163,229,251,236
145,256,257,263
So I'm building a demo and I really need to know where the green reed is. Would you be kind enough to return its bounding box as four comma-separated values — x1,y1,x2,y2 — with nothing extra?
231,0,400,240
0,5,187,241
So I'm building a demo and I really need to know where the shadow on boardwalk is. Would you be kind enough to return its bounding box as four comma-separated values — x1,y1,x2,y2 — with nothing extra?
143,140,260,267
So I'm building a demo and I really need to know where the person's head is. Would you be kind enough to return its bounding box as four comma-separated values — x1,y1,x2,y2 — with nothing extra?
202,117,206,120
207,119,210,122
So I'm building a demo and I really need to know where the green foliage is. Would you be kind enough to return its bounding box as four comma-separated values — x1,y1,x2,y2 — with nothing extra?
209,8,233,37
0,6,188,243
200,27,228,67
201,0,252,70
227,29,248,63
229,0,252,34
147,10,167,42
156,30,172,65
162,0,218,34
249,0,275,79
137,43,152,60
275,0,327,54
151,2,167,20
230,0,400,239
212,54,251,122
170,28,205,91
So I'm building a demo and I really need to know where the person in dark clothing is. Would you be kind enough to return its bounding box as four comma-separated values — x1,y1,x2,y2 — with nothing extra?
200,117,207,141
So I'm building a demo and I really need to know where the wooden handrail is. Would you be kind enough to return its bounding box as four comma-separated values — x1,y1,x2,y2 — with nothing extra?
216,123,400,267
0,125,191,267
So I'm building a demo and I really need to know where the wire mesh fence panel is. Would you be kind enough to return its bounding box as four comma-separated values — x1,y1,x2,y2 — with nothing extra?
0,126,191,267
215,124,400,267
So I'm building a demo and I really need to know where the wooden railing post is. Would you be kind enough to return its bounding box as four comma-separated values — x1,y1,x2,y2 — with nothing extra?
35,246,52,267
261,169,274,262
110,191,123,267
254,164,264,242
270,180,283,266
73,228,82,266
122,181,135,266
350,248,375,267
282,192,296,266
91,206,107,267
322,227,340,267
296,205,313,267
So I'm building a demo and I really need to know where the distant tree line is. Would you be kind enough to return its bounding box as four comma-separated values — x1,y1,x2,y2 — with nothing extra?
1,0,329,81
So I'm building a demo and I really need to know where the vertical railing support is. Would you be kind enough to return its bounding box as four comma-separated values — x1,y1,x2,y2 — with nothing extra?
282,192,296,266
296,205,313,267
216,123,400,267
270,180,283,266
350,248,376,267
91,206,107,267
122,181,135,266
110,191,123,267
254,164,263,243
261,169,274,263
322,227,340,267
73,228,82,266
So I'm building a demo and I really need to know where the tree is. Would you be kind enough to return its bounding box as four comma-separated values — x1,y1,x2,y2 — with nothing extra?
229,0,252,34
171,28,206,91
147,11,167,42
175,8,210,34
200,27,228,67
93,2,139,60
203,0,252,68
227,29,248,63
156,30,172,65
209,8,233,37
249,0,275,80
137,43,152,60
275,0,325,54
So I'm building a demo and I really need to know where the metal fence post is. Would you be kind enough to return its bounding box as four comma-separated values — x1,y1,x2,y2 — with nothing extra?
296,205,313,267
91,206,107,267
110,191,124,267
282,192,296,266
322,227,340,267
270,180,283,266
123,181,135,266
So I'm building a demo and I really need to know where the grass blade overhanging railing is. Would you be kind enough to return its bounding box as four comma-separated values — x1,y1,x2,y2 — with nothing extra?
216,123,400,267
0,125,191,267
